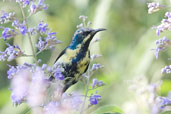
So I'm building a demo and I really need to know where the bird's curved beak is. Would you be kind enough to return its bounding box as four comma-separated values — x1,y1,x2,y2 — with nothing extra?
90,28,106,37
95,28,107,33
83,28,106,44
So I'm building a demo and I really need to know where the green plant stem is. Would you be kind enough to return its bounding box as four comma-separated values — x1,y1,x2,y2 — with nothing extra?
23,107,31,114
36,50,42,56
21,54,34,57
19,4,37,63
80,67,90,114
88,87,98,91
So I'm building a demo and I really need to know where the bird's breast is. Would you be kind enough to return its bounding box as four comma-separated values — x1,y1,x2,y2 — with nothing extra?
76,51,90,74
55,45,90,80
56,45,82,64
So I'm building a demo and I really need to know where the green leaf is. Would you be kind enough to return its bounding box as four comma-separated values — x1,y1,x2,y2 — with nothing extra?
160,80,171,96
0,88,10,108
91,105,123,114
160,111,171,114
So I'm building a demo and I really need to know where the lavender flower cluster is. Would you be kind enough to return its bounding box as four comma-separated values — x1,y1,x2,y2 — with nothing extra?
146,1,171,113
0,0,105,113
161,65,171,74
154,12,171,36
0,12,15,24
127,76,171,114
124,2,171,114
36,21,61,52
147,2,164,14
155,36,171,59
0,43,23,61
148,2,171,74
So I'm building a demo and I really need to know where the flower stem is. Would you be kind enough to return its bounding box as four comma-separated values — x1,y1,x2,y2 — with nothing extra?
80,67,90,114
22,54,34,57
19,4,37,63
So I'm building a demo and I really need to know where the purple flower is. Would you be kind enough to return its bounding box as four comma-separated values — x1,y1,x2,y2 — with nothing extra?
36,37,45,51
89,94,101,105
147,2,163,14
11,94,22,105
36,32,61,52
44,93,83,113
44,102,60,114
7,63,35,79
37,21,48,33
161,65,171,74
160,97,171,109
16,0,30,7
155,47,160,59
154,36,171,59
97,80,104,86
151,104,159,114
12,20,27,36
1,12,8,20
0,51,6,61
92,78,105,89
54,68,64,80
29,4,36,15
28,27,36,35
20,25,27,36
165,12,171,19
156,27,162,36
11,69,32,105
7,65,17,79
9,65,51,106
92,78,98,88
12,20,20,28
38,0,48,10
36,22,61,52
29,0,48,16
153,12,171,36
45,32,61,48
0,43,23,61
0,12,15,24
91,54,102,61
91,63,104,71
62,93,83,110
27,70,49,107
47,66,52,72
1,28,17,40
40,64,53,73
41,64,47,70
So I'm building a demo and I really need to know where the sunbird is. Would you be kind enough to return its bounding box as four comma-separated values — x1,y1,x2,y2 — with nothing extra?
49,28,106,92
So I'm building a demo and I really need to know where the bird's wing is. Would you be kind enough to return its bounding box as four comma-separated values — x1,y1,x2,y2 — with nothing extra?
84,62,89,73
83,50,90,73
49,47,67,81
54,47,67,63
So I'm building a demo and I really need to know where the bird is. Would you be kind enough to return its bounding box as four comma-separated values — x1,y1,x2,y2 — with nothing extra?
49,27,106,93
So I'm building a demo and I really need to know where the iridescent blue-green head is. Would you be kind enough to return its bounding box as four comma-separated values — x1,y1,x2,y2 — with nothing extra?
69,28,106,49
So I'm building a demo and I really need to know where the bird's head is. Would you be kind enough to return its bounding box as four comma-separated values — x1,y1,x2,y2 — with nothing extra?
69,28,106,49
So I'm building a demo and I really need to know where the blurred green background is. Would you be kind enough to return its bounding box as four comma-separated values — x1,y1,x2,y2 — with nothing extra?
0,0,171,114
